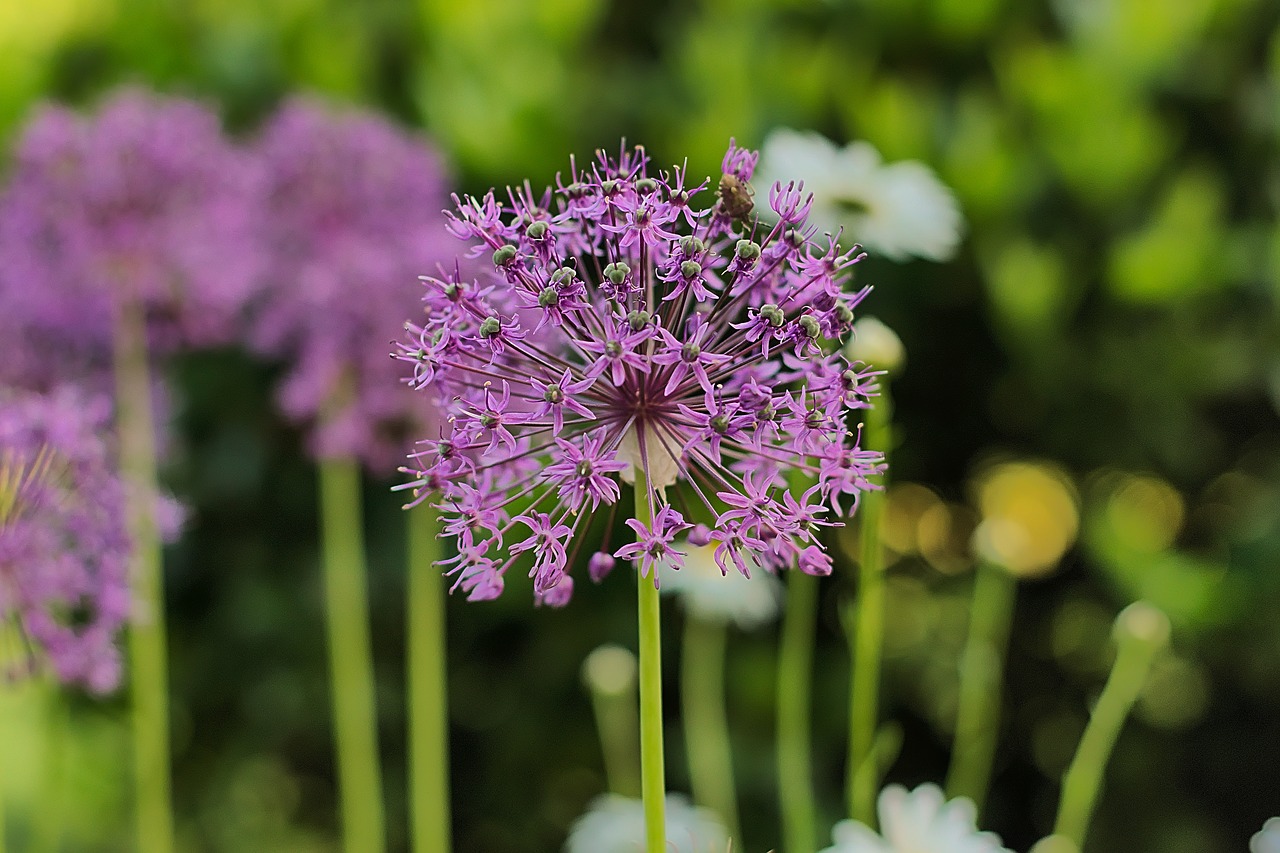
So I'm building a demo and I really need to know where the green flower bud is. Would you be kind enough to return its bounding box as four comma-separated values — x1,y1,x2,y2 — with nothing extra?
679,235,705,256
735,239,761,261
604,262,630,286
760,303,785,327
550,266,577,286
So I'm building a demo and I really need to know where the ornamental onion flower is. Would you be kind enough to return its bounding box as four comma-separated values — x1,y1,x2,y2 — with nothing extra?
397,141,886,604
0,89,260,387
250,98,461,471
819,784,1012,853
0,385,131,693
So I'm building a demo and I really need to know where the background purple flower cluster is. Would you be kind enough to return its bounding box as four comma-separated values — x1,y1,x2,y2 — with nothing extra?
0,385,131,693
0,89,459,473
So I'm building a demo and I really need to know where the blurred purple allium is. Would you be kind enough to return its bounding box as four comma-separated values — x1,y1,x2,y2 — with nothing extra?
0,89,260,387
0,385,131,693
249,99,460,472
396,141,887,605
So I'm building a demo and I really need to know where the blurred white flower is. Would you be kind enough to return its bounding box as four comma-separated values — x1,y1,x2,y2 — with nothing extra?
819,783,1012,853
1252,817,1280,853
756,129,963,262
564,793,728,853
659,539,783,630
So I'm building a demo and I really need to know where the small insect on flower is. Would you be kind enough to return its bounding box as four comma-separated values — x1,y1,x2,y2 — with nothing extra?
396,140,886,605
716,173,755,221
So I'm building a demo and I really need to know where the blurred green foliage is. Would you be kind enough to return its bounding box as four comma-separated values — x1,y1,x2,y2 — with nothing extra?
2,0,1280,851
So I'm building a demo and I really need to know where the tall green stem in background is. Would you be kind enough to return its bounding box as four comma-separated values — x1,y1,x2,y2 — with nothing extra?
1054,602,1168,850
945,560,1017,815
847,385,891,825
408,506,450,853
634,470,666,853
112,297,173,853
776,570,818,853
583,645,641,798
681,615,740,844
318,457,386,853
32,682,67,853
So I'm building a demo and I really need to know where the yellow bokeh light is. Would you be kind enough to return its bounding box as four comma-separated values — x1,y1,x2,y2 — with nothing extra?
1104,473,1184,553
972,460,1078,578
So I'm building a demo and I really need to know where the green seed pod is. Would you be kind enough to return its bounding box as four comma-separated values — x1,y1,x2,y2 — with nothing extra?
760,303,786,328
735,239,761,261
604,262,630,286
680,260,702,279
526,220,549,239
479,316,502,338
679,235,705,256
492,245,517,266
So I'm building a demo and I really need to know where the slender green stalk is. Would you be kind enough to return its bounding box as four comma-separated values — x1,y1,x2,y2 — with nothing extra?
1054,603,1167,849
408,506,450,853
112,297,173,853
847,386,891,825
319,457,386,853
945,560,1017,815
0,671,7,853
634,469,666,853
32,680,67,853
776,570,818,853
583,646,641,798
681,614,739,843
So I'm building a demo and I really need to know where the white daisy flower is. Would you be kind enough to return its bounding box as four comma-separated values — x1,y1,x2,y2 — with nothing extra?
819,783,1012,853
564,793,728,853
659,538,783,630
755,129,963,263
1252,817,1280,853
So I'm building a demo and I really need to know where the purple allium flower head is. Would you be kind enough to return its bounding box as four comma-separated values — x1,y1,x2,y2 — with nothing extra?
250,99,462,472
397,141,887,604
0,385,131,693
0,89,260,387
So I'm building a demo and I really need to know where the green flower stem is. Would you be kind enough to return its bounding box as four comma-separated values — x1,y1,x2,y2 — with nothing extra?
847,385,891,826
318,456,386,853
945,560,1017,815
777,570,818,853
32,680,67,853
635,469,666,853
112,296,173,853
681,614,740,844
408,506,450,853
1053,606,1166,849
584,646,642,797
